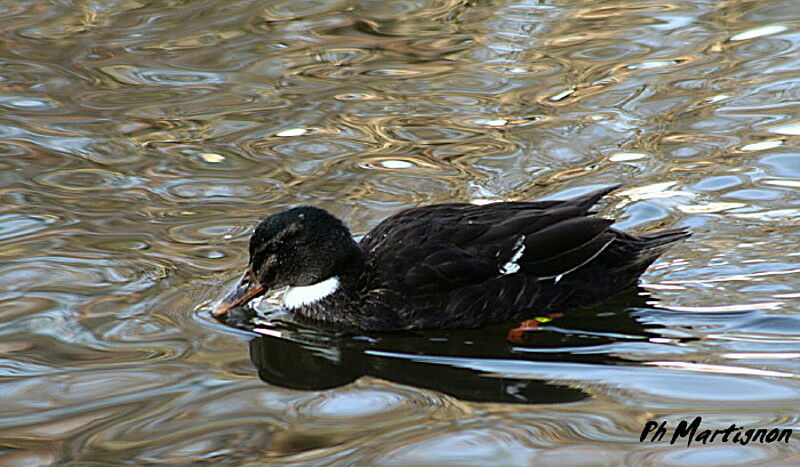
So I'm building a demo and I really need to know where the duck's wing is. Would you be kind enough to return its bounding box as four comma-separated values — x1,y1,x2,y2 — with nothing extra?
360,185,622,294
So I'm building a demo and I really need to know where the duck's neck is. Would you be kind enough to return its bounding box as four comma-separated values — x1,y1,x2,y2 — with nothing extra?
284,276,341,309
283,242,402,329
284,239,366,310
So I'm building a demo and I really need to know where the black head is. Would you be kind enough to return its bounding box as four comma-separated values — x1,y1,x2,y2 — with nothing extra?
214,206,363,316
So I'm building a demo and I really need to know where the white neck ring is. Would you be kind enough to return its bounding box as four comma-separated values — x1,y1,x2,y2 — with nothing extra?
283,276,340,309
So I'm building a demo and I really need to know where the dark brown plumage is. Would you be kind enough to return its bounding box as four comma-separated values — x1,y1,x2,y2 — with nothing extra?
215,185,689,331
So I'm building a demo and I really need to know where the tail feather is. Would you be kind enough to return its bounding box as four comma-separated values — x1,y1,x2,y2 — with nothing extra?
562,184,624,212
558,225,689,308
637,227,691,253
605,227,690,273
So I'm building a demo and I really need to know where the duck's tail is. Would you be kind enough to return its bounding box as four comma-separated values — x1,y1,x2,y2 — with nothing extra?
639,227,692,242
611,227,691,272
637,227,692,254
557,225,689,309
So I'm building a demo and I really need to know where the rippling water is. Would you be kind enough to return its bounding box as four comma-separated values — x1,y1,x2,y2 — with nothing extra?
1,0,799,464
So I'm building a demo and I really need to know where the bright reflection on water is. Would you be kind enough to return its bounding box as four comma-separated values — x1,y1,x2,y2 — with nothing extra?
1,0,799,464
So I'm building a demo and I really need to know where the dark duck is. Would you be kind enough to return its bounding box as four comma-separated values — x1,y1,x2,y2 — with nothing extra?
214,185,689,331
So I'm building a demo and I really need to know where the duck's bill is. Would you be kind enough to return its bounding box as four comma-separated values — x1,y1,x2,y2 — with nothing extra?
213,273,266,317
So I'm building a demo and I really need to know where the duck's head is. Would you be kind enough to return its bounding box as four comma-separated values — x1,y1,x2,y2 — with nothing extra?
213,206,363,317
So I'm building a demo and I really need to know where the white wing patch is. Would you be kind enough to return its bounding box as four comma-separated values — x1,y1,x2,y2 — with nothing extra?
284,276,340,309
500,235,526,275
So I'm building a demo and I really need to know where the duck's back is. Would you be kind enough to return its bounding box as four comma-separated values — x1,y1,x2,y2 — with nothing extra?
358,185,689,329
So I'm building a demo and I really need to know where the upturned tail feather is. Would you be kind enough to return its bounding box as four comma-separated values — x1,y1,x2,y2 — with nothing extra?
567,184,624,212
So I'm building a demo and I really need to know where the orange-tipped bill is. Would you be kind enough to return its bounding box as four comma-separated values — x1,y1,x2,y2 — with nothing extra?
213,273,267,317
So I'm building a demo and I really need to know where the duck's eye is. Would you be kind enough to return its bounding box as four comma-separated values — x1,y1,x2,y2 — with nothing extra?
251,242,280,262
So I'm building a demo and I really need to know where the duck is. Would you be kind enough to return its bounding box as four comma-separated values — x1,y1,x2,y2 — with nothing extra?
213,184,689,331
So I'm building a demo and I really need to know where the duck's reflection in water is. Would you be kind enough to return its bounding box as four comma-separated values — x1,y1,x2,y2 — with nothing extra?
250,333,591,404
245,289,683,404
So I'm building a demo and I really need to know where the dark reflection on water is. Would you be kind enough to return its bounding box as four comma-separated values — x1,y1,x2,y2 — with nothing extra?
251,334,590,404
1,0,800,464
247,291,672,405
